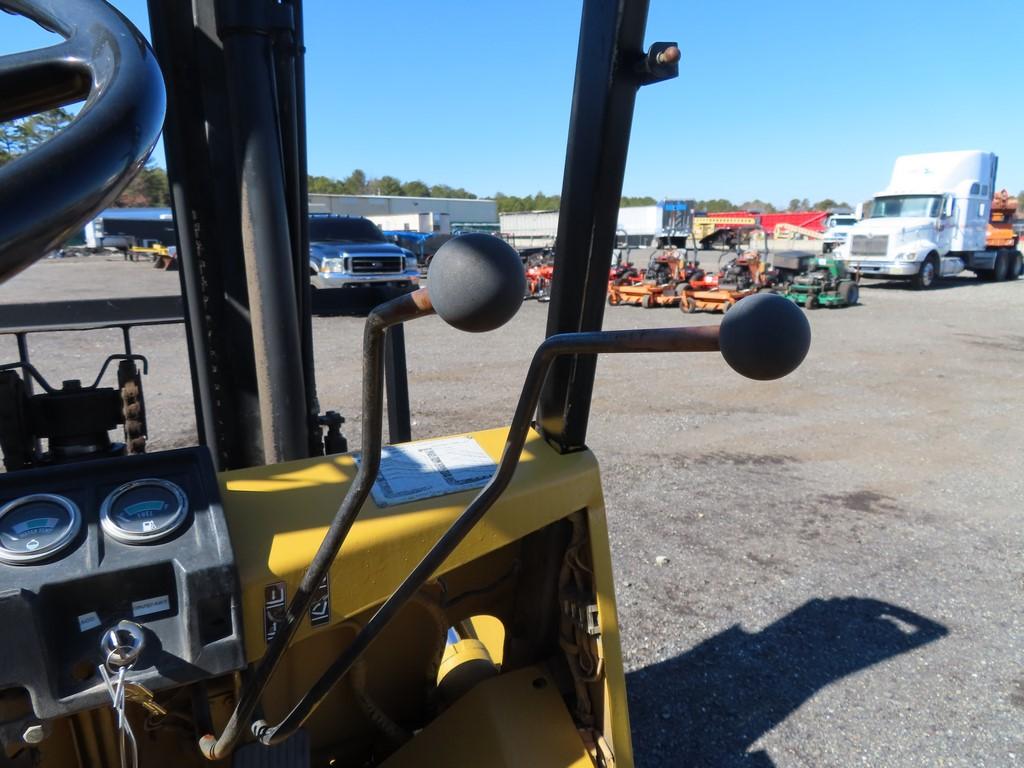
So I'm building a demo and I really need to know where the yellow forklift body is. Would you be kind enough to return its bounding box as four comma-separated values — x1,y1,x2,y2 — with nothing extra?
381,666,593,768
219,426,634,766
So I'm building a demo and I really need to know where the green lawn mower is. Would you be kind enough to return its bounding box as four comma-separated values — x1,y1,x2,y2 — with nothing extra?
782,256,860,309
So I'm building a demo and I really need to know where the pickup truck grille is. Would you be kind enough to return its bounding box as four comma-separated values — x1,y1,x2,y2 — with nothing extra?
850,235,888,257
347,255,404,274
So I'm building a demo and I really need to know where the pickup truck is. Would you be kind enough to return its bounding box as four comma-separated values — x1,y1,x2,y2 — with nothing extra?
308,214,420,292
821,213,859,253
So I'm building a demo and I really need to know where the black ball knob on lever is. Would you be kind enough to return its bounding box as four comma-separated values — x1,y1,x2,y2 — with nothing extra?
718,292,811,381
426,233,526,332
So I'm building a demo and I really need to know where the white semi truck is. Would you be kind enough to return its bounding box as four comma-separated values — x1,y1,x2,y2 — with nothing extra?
835,151,1022,288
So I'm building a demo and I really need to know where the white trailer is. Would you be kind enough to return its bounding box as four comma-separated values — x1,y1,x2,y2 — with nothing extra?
308,194,497,231
835,151,1022,288
498,210,559,250
616,200,693,246
500,200,694,253
369,212,451,234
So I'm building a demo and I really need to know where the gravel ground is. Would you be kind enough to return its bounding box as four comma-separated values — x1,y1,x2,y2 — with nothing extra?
1,255,1022,767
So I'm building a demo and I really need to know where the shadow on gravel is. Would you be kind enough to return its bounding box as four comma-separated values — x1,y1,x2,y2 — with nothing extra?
311,286,413,317
861,276,1008,291
626,597,948,767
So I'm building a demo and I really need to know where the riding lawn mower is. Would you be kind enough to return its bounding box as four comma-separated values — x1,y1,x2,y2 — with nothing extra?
679,250,770,314
780,256,861,309
606,248,700,308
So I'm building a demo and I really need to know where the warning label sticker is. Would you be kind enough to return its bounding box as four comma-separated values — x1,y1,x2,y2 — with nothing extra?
132,595,171,618
368,436,497,508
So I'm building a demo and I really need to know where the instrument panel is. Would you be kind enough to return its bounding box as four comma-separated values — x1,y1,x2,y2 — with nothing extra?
0,493,81,564
100,478,189,544
0,448,244,722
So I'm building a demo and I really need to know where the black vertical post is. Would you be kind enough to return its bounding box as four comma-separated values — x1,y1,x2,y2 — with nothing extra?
383,325,412,444
15,334,31,397
219,2,309,464
537,0,676,452
15,333,40,456
148,0,323,469
120,326,132,357
275,0,322,457
148,0,259,470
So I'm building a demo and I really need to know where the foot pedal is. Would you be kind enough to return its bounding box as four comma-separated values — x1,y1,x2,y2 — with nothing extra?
232,729,310,767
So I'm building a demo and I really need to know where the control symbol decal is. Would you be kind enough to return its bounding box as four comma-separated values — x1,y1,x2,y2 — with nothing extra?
264,582,287,644
309,575,330,628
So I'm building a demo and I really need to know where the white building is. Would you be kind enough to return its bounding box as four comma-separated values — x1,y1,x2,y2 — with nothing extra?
308,194,498,232
500,200,693,249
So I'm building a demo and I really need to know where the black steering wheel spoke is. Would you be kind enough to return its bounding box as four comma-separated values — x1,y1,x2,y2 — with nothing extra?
0,41,88,122
0,0,166,282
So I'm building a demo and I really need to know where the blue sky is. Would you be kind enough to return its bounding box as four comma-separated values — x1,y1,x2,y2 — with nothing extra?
3,1,1022,207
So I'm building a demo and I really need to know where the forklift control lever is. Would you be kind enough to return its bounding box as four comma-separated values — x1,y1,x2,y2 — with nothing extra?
251,293,811,746
200,233,525,759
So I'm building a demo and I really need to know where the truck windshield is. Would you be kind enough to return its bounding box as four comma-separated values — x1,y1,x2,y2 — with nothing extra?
869,195,942,219
309,217,385,243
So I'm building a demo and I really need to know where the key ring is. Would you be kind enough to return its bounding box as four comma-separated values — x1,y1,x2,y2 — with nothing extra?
98,621,145,768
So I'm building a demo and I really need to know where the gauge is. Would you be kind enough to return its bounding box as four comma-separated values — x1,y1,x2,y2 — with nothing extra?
0,494,82,564
100,479,189,544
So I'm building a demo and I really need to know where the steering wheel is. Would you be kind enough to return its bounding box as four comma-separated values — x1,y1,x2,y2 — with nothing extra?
0,0,165,282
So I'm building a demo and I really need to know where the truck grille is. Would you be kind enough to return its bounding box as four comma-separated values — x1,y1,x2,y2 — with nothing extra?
850,235,888,257
347,255,403,274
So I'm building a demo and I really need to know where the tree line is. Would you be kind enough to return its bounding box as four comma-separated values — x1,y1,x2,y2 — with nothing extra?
309,171,655,212
1,108,172,207
309,169,477,200
3,112,1022,215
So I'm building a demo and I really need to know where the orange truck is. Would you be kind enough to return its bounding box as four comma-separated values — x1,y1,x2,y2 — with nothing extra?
987,189,1019,250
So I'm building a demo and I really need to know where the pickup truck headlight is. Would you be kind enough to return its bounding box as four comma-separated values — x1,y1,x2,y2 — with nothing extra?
320,257,345,273
406,256,418,271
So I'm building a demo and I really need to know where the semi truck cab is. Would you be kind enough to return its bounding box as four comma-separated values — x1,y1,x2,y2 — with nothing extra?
835,150,1020,288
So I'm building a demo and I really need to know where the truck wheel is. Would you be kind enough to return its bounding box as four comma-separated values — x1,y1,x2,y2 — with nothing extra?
992,252,1009,282
641,295,653,309
1011,252,1023,280
839,281,859,306
911,256,937,290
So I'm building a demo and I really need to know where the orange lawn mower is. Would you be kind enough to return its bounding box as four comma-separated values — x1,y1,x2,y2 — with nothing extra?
609,260,643,286
679,249,769,313
607,248,699,308
524,257,555,302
